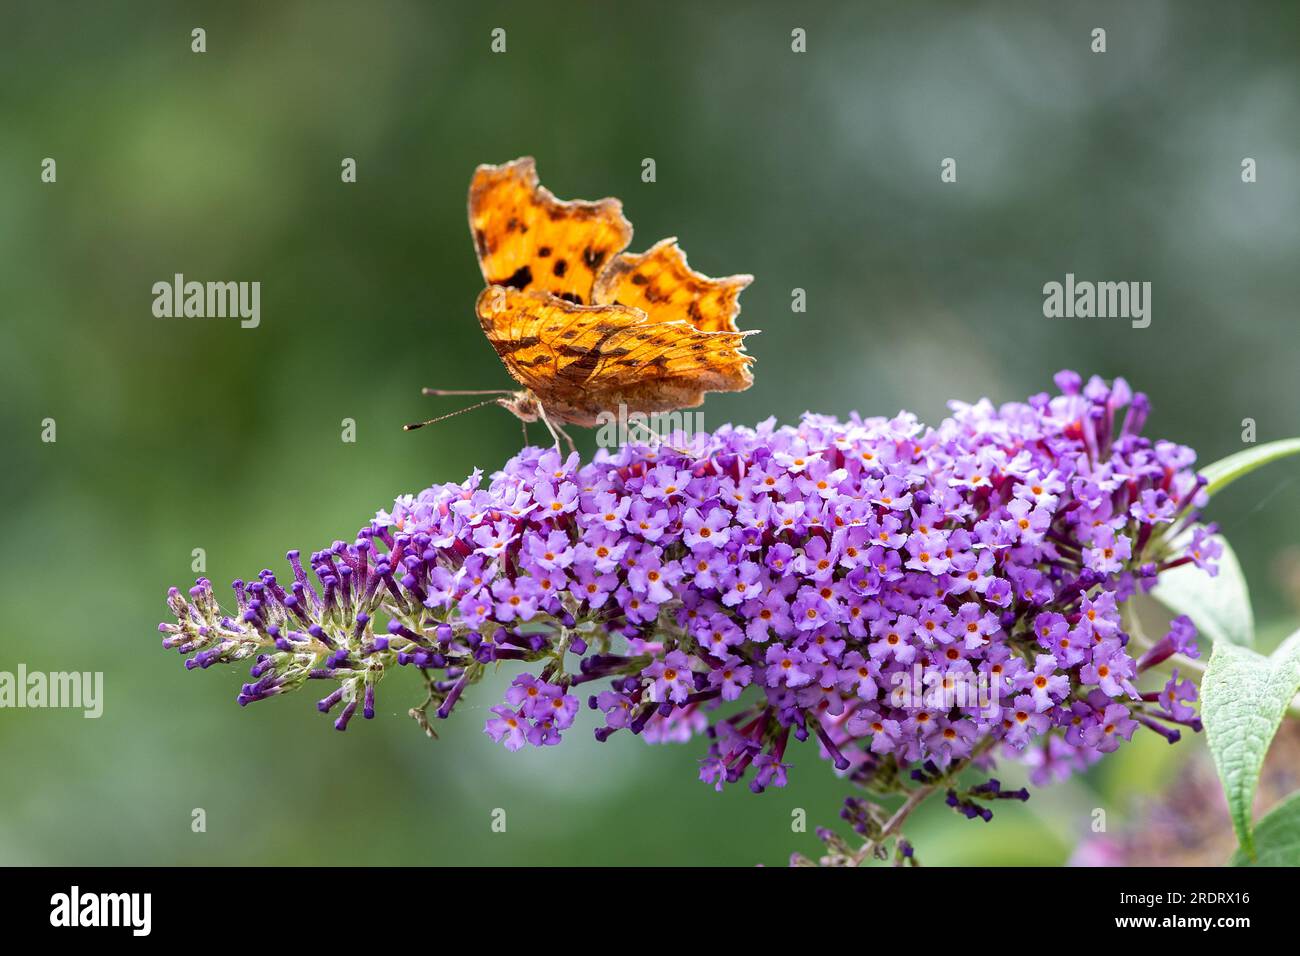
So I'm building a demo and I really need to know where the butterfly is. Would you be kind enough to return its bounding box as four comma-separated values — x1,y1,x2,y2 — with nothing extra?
407,157,756,452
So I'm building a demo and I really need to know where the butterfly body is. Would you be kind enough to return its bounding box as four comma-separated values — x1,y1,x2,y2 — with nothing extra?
455,158,757,445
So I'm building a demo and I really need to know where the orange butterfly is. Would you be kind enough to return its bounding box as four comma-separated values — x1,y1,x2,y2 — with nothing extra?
407,157,757,451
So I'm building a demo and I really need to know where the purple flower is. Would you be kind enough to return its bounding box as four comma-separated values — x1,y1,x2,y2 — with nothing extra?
1167,615,1200,658
708,655,753,701
764,644,815,688
1004,695,1052,748
1187,525,1224,577
540,690,580,730
156,371,1211,803
492,577,540,622
594,690,634,730
525,530,574,571
1084,527,1133,575
1080,642,1137,699
1022,654,1070,711
682,507,732,550
1156,669,1200,726
485,706,529,751
1082,703,1139,753
645,650,695,704
625,499,671,541
1137,614,1200,671
534,479,578,517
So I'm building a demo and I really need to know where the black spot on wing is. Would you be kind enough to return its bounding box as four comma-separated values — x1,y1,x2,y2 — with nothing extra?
553,259,568,277
493,265,533,290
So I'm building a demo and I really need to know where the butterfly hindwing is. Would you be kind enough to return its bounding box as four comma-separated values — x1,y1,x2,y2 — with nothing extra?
592,237,754,333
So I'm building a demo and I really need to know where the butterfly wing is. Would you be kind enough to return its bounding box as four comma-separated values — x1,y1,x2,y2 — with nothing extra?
468,157,633,305
591,237,754,333
476,287,753,425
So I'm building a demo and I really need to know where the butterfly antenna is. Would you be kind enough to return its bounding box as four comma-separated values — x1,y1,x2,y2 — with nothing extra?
421,387,515,397
404,398,501,431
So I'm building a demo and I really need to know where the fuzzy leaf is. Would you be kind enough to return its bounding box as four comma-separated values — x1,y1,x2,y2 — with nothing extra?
1230,789,1300,866
1202,631,1300,860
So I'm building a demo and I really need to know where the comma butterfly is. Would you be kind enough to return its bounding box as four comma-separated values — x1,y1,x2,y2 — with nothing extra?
407,157,757,451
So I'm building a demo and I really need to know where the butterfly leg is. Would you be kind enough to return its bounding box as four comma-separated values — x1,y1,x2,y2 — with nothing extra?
556,424,577,457
536,406,577,456
542,417,567,452
422,387,515,396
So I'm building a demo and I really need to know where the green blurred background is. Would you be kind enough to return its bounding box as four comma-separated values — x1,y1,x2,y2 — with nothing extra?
2,0,1298,866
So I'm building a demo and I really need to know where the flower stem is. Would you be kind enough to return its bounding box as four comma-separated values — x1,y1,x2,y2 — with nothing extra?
850,737,996,865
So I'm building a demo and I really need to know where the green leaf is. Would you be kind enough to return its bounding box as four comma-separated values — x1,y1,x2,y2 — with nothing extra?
1151,531,1254,647
1202,631,1300,860
1199,438,1300,499
1231,790,1300,866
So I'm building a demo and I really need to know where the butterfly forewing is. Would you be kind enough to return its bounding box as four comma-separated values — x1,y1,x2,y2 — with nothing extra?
468,157,632,305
